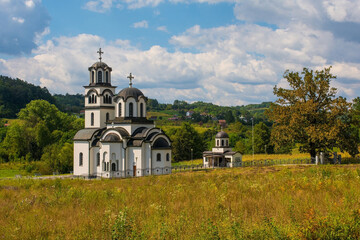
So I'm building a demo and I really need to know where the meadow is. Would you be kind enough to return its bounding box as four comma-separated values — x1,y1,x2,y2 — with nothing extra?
1,165,360,239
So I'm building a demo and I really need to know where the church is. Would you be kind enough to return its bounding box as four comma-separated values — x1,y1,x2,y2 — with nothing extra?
73,49,172,178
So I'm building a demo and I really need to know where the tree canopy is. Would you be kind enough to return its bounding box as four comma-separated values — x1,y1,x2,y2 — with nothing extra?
266,67,358,158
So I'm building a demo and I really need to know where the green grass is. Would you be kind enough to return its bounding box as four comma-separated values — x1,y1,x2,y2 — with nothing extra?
0,169,23,178
2,165,360,239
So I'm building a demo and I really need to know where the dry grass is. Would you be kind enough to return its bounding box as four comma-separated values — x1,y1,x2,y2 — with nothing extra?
1,165,360,239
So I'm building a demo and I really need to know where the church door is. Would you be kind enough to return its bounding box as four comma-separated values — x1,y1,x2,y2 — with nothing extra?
133,165,136,177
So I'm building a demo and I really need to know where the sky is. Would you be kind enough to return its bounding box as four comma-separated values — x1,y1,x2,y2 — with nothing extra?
1,0,360,106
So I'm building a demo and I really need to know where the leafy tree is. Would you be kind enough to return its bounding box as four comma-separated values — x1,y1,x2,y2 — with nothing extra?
171,122,205,162
253,122,272,154
225,110,235,124
266,67,358,158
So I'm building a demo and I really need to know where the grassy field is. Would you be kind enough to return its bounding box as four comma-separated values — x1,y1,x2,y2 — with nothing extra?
1,165,360,239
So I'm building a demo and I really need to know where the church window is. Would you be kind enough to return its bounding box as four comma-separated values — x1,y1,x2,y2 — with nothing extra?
109,96,112,104
221,140,224,146
166,153,170,162
106,71,109,83
107,162,109,171
98,71,102,83
91,95,94,103
103,95,107,103
95,96,97,103
157,153,161,162
116,160,119,171
217,140,219,146
118,103,122,117
88,96,91,104
103,162,106,171
91,71,94,83
226,140,228,146
97,153,100,166
111,163,116,171
106,112,110,122
140,103,144,117
91,113,94,126
129,103,133,117
79,153,83,166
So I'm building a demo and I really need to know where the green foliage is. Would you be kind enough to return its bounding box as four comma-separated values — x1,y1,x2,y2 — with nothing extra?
53,93,84,114
112,208,136,240
0,100,83,173
171,122,206,162
0,75,55,118
267,67,359,158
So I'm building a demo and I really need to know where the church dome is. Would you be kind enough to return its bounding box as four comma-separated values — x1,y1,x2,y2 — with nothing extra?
89,61,112,70
216,131,229,138
118,87,144,100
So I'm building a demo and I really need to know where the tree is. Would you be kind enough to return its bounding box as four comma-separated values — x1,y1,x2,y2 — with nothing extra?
171,122,205,162
253,122,272,154
266,67,358,159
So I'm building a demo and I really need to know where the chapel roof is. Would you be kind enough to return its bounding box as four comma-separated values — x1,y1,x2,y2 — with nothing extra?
215,131,229,138
73,128,102,140
88,61,112,71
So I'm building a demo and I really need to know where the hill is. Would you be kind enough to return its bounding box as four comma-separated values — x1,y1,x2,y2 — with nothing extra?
0,75,55,118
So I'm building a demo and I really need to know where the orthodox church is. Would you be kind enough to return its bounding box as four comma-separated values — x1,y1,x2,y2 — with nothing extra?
73,49,172,178
203,131,242,167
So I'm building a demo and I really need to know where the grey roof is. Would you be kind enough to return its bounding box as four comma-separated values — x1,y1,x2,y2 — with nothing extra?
216,131,229,138
117,87,144,100
100,127,130,139
74,128,100,141
103,133,121,142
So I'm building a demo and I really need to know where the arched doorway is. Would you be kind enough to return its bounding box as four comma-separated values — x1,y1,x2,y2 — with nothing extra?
111,162,116,171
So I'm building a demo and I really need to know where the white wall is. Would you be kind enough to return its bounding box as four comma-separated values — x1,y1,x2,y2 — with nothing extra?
73,141,90,176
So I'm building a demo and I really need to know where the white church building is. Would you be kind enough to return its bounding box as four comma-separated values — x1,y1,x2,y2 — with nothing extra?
73,49,172,178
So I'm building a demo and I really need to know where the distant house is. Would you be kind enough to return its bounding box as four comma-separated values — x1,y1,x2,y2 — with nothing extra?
4,123,10,127
80,110,85,115
186,111,194,117
168,117,179,121
219,119,227,128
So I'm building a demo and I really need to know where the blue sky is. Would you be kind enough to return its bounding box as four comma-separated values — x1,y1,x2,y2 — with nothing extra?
1,0,360,106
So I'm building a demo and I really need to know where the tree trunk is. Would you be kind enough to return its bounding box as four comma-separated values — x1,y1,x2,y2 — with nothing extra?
310,142,316,163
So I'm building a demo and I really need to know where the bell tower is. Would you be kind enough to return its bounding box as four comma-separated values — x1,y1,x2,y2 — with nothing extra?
84,48,116,128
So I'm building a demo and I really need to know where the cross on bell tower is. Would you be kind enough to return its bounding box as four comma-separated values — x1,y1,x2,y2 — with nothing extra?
97,48,104,62
127,73,134,88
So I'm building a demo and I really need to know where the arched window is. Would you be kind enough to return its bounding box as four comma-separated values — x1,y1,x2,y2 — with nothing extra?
106,112,110,122
109,96,112,104
91,71,94,83
157,153,161,162
111,163,116,171
221,140,224,146
129,102,133,117
217,140,219,146
95,96,97,103
91,95,94,103
91,112,94,126
98,71,102,83
226,140,228,146
79,152,83,166
106,71,109,83
166,153,170,162
140,103,144,117
88,96,91,104
118,103,122,117
103,162,106,171
103,95,107,103
97,153,100,166
107,162,109,171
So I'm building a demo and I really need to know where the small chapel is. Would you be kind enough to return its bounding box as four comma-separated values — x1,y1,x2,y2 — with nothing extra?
203,130,242,167
73,49,172,178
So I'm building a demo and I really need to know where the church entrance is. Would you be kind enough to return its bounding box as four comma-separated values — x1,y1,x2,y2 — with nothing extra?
111,163,116,171
133,165,136,177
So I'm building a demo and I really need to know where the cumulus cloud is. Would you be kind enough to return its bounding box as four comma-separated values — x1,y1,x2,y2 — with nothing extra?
156,26,168,32
83,0,113,13
0,0,50,55
132,20,149,28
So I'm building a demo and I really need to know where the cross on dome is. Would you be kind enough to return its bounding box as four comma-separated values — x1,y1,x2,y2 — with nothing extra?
127,73,134,88
97,48,104,62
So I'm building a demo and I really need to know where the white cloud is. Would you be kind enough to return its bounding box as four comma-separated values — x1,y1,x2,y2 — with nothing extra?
0,0,50,55
83,0,113,13
156,26,168,32
12,17,25,24
132,20,148,28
